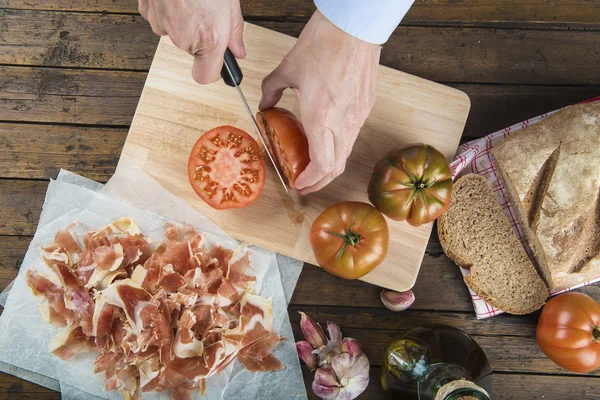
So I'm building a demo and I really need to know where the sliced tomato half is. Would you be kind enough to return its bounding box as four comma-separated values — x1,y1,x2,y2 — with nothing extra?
188,126,266,210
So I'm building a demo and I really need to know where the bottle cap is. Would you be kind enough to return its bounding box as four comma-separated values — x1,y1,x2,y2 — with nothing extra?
434,379,490,400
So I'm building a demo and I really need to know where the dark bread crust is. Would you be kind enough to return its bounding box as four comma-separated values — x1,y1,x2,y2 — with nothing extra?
491,102,600,290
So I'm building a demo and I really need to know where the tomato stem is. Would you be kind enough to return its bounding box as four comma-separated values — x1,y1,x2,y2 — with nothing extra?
593,326,600,341
326,223,362,265
396,170,437,206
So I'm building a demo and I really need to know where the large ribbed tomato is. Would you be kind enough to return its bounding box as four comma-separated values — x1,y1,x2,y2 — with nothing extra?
537,293,600,373
188,126,266,210
256,108,310,189
309,202,389,280
368,144,452,227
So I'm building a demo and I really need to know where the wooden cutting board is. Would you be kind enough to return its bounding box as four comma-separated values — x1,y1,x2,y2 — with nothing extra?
120,23,470,292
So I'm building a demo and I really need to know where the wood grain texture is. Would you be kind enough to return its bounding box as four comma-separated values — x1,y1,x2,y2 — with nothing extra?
3,0,600,29
303,367,600,399
0,374,59,398
0,66,144,125
0,123,126,180
290,323,600,376
120,24,470,292
1,10,599,85
0,236,28,289
1,367,600,400
0,180,46,236
0,9,158,69
2,65,596,133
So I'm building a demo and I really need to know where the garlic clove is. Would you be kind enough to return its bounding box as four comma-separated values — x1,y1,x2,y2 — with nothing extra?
312,366,341,399
300,312,328,349
296,340,317,371
381,289,415,312
340,337,362,359
327,321,342,345
331,353,370,399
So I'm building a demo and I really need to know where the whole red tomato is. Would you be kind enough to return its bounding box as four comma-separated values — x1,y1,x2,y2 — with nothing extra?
310,202,389,280
368,144,452,227
188,126,266,210
537,292,600,373
256,108,310,189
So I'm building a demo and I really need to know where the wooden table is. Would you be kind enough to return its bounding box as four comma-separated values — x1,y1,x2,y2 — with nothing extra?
0,1,599,399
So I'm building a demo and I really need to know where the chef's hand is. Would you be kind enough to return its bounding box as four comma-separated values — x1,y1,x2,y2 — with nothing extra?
259,10,380,195
138,0,245,84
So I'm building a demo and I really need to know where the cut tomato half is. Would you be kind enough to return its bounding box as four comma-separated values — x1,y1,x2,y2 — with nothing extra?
188,126,266,210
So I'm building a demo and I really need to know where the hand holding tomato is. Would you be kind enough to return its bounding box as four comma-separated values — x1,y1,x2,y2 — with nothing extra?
256,108,310,190
259,10,381,195
537,292,600,373
139,0,245,84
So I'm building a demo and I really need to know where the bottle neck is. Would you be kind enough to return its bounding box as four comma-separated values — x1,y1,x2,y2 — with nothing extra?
434,380,491,400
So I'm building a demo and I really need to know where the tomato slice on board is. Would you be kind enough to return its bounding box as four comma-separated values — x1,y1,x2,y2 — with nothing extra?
188,126,266,210
256,108,310,190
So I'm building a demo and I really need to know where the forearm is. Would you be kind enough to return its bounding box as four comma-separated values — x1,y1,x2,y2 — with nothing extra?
314,0,415,44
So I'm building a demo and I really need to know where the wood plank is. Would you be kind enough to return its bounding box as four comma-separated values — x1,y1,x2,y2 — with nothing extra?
457,84,600,140
302,366,600,400
257,21,600,86
0,123,126,181
0,180,46,236
0,236,29,289
288,306,539,337
0,9,158,70
2,66,596,133
2,0,600,29
0,373,59,398
0,66,145,125
1,10,599,85
290,323,599,376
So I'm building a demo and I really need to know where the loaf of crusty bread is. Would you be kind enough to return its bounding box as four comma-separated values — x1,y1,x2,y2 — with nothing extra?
491,102,600,291
438,174,548,314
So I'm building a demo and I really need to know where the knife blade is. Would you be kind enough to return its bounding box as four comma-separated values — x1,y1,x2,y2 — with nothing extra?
221,49,294,203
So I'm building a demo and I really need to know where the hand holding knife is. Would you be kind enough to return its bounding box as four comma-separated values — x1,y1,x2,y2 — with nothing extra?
220,49,294,203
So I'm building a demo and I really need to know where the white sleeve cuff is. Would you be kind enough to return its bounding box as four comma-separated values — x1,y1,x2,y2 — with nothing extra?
314,0,415,44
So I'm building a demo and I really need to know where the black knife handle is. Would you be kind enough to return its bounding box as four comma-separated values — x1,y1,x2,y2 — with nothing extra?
221,48,243,87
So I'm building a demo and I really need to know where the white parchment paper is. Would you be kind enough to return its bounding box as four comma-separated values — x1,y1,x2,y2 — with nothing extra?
0,165,306,400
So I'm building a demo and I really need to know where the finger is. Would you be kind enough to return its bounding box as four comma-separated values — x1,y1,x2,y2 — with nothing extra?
145,0,167,36
228,0,246,58
298,124,358,194
138,0,149,20
294,125,336,190
299,172,336,195
259,65,292,110
191,39,229,85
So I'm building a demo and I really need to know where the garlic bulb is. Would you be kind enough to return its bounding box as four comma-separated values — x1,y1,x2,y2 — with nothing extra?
381,289,415,312
297,312,370,400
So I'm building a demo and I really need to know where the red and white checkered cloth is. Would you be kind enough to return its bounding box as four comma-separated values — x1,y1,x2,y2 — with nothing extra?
449,96,600,319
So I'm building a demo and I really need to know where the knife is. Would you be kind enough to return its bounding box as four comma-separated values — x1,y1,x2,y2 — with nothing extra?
220,49,294,203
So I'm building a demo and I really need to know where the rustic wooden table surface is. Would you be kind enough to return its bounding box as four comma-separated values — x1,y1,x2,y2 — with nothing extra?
1,1,599,399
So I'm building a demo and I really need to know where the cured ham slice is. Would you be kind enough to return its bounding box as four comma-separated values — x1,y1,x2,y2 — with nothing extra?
173,310,204,359
49,326,92,360
26,270,74,326
27,219,284,400
99,279,158,334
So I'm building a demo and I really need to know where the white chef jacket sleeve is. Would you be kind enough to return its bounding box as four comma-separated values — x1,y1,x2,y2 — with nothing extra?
314,0,415,44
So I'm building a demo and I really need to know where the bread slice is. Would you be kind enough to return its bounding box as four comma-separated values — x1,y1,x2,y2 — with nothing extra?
438,174,548,314
491,102,600,290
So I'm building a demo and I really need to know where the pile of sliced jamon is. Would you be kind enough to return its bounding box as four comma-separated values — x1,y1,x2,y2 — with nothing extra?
26,217,283,400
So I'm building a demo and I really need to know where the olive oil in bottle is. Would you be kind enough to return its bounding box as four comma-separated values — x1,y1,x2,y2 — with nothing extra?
381,326,492,400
